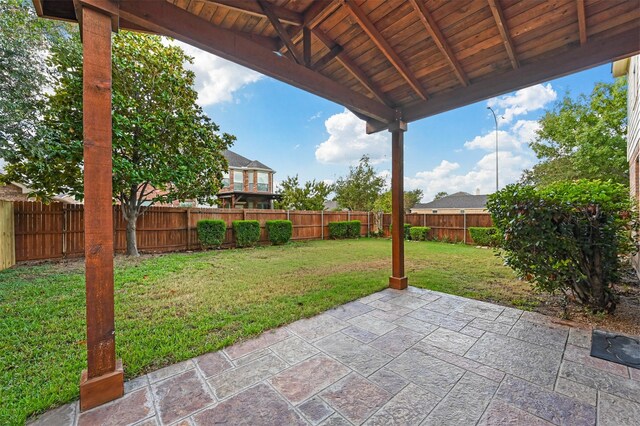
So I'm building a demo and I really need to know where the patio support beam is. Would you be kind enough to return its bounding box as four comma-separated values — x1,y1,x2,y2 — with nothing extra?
280,0,341,54
487,0,519,69
259,0,303,64
78,2,124,411
389,116,408,290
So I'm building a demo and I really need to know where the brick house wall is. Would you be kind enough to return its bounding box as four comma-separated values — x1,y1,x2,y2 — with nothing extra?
0,183,30,202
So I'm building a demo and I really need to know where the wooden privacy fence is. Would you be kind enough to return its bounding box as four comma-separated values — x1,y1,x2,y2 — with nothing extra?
11,202,493,262
0,201,15,270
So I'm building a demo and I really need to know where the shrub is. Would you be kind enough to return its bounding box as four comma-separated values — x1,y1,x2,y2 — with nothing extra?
487,180,638,312
469,227,500,247
347,220,361,238
266,220,293,245
328,220,361,239
232,220,261,247
390,223,412,239
409,226,430,241
196,219,226,249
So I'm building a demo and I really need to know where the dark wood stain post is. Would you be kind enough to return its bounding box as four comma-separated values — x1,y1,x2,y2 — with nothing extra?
78,4,123,412
389,118,408,290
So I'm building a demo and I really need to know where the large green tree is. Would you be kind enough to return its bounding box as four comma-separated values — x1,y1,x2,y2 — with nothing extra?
334,155,385,211
0,0,67,163
2,29,234,256
275,175,333,210
523,78,628,186
373,189,424,213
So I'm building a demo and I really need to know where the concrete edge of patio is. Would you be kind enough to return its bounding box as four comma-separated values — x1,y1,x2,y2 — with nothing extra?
30,286,640,426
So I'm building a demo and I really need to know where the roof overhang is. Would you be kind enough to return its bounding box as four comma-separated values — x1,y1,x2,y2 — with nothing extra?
34,0,640,133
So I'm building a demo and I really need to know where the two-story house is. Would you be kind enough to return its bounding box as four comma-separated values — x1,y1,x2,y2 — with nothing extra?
217,150,278,209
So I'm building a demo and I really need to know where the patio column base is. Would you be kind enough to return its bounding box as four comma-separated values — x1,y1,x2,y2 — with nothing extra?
79,359,124,412
389,276,408,290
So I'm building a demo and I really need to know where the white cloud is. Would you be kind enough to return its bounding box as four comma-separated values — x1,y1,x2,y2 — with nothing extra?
405,151,534,202
294,144,301,150
464,119,540,151
315,109,389,164
488,83,557,124
308,111,322,121
174,41,262,106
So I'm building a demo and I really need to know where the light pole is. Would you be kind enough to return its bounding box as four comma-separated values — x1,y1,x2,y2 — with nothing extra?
487,106,498,192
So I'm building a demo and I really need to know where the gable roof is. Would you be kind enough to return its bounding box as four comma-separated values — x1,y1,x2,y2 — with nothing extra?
414,192,488,210
223,150,274,172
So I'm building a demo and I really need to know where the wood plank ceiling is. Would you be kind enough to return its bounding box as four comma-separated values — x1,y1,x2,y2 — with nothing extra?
36,0,640,131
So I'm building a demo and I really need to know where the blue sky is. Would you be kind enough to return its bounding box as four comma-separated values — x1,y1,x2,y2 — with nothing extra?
178,42,615,202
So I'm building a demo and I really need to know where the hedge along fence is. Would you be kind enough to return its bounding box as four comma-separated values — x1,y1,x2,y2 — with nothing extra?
266,220,293,245
10,201,492,261
196,219,226,249
328,221,361,239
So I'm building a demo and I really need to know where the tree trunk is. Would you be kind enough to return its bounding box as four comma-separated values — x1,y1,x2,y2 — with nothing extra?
125,215,139,257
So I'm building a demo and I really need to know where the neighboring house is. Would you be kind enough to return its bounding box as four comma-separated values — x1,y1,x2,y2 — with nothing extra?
217,150,278,209
411,191,488,214
0,178,79,204
613,55,639,273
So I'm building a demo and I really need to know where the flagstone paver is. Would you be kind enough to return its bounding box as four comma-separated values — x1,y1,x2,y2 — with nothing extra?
33,286,640,425
192,383,306,425
465,332,563,388
151,370,214,425
319,373,391,425
269,355,350,404
422,372,499,426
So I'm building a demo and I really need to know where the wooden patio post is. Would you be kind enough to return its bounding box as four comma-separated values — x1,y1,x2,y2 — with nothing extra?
389,117,408,290
79,3,124,411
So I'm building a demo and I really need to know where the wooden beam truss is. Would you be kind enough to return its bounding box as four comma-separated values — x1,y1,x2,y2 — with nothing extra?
343,0,429,100
577,0,587,45
487,0,519,69
205,0,302,26
408,0,469,86
118,1,395,123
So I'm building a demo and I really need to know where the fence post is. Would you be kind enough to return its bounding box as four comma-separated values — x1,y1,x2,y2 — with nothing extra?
348,210,351,221
287,210,290,221
186,208,191,250
423,213,426,227
367,211,370,237
321,210,324,240
463,210,467,244
243,209,246,220
62,204,67,257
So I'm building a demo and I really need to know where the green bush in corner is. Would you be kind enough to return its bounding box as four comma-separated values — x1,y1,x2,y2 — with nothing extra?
266,220,293,245
469,227,500,247
232,220,261,247
196,219,226,248
409,226,430,241
328,220,361,239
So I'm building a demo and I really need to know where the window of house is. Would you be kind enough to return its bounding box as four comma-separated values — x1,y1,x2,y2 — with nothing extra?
222,171,230,188
234,171,243,191
257,172,269,192
248,172,254,191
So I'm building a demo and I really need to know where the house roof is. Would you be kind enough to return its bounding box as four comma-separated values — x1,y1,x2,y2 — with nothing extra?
34,0,640,133
223,150,274,172
414,192,488,210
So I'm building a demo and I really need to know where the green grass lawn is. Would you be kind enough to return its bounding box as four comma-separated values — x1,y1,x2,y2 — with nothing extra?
0,239,535,424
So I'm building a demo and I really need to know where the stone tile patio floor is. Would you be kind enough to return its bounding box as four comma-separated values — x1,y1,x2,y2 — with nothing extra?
32,287,640,426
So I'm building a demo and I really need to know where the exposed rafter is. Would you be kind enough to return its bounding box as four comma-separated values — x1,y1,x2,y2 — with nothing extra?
343,0,429,101
487,0,519,69
118,1,395,123
311,43,343,70
312,29,393,106
366,27,640,133
577,0,587,45
408,0,469,87
280,0,341,54
204,0,302,26
259,0,303,64
303,26,311,67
